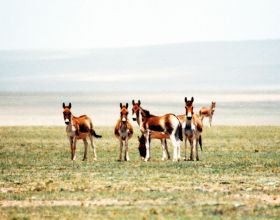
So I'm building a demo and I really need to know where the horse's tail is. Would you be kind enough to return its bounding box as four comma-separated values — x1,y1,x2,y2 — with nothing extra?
199,135,202,151
172,114,183,141
175,119,183,141
91,129,102,138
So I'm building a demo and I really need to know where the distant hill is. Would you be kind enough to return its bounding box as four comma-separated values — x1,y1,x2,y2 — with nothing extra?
0,40,279,92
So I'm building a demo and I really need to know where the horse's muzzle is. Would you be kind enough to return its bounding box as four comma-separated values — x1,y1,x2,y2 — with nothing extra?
187,117,192,121
65,121,70,125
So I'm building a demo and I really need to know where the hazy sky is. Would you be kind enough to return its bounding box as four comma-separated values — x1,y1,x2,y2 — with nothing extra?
1,0,280,50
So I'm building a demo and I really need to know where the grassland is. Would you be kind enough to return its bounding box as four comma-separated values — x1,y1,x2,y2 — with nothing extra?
0,126,279,219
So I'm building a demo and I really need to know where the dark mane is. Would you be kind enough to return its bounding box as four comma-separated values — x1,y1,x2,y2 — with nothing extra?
141,108,156,118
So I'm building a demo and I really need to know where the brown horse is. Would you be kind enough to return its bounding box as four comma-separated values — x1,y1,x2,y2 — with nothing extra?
199,101,216,127
62,103,102,161
184,97,203,161
114,103,133,161
132,100,171,161
133,101,182,162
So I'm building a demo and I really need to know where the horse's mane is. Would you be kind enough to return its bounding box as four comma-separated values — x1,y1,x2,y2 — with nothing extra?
141,108,156,118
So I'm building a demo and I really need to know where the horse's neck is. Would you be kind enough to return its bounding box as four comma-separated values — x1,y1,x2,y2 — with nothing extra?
67,117,76,132
137,109,144,128
66,122,75,132
185,118,192,126
119,122,129,134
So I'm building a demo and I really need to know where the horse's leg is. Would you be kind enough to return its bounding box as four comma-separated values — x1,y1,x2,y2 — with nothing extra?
170,134,178,162
82,138,88,161
176,137,181,161
209,115,212,127
161,139,167,161
200,115,204,126
89,134,97,160
144,131,150,162
124,137,129,161
195,135,199,161
72,137,77,161
184,135,187,161
69,137,74,160
165,139,171,160
189,138,194,161
118,138,123,161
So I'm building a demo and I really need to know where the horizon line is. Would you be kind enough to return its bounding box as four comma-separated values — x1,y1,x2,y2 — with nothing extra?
0,38,280,52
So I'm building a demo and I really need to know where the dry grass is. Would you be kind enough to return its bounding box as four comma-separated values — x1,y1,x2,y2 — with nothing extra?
0,126,279,219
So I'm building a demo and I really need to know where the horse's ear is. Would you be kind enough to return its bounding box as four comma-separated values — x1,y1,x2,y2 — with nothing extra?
120,103,122,109
69,103,72,109
185,97,187,103
138,100,141,105
132,100,135,105
191,97,194,103
126,103,128,108
63,102,65,108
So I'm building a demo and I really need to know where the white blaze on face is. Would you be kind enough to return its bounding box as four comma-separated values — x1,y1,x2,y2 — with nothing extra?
122,117,126,122
65,118,70,123
187,112,192,119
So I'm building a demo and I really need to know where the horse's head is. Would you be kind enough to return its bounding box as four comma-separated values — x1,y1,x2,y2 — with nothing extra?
62,102,72,125
137,135,146,159
211,101,216,112
120,103,129,123
185,97,194,121
132,99,141,121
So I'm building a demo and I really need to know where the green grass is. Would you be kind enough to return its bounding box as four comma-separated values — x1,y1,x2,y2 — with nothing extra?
0,126,279,219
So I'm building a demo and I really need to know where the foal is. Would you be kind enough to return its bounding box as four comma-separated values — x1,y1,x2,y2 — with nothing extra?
132,100,170,161
62,103,102,161
134,103,182,162
199,101,216,127
184,97,203,161
114,103,134,161
137,132,170,160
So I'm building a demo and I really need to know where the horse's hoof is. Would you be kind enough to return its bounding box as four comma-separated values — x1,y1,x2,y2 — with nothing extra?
117,159,122,162
82,158,87,161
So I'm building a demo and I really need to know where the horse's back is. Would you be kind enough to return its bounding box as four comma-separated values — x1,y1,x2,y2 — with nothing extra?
73,115,92,132
199,107,209,115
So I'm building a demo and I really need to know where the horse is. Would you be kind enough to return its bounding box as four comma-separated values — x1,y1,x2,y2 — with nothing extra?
137,131,170,160
184,97,203,161
114,103,134,161
132,100,170,161
62,103,102,161
199,101,216,127
132,100,182,162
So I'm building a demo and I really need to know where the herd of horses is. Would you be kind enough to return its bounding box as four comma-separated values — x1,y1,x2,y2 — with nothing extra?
62,98,216,162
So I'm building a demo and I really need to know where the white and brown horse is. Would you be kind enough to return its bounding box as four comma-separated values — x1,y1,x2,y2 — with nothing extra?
62,103,102,161
132,100,182,162
114,103,133,161
132,100,170,161
199,101,216,127
184,97,203,161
